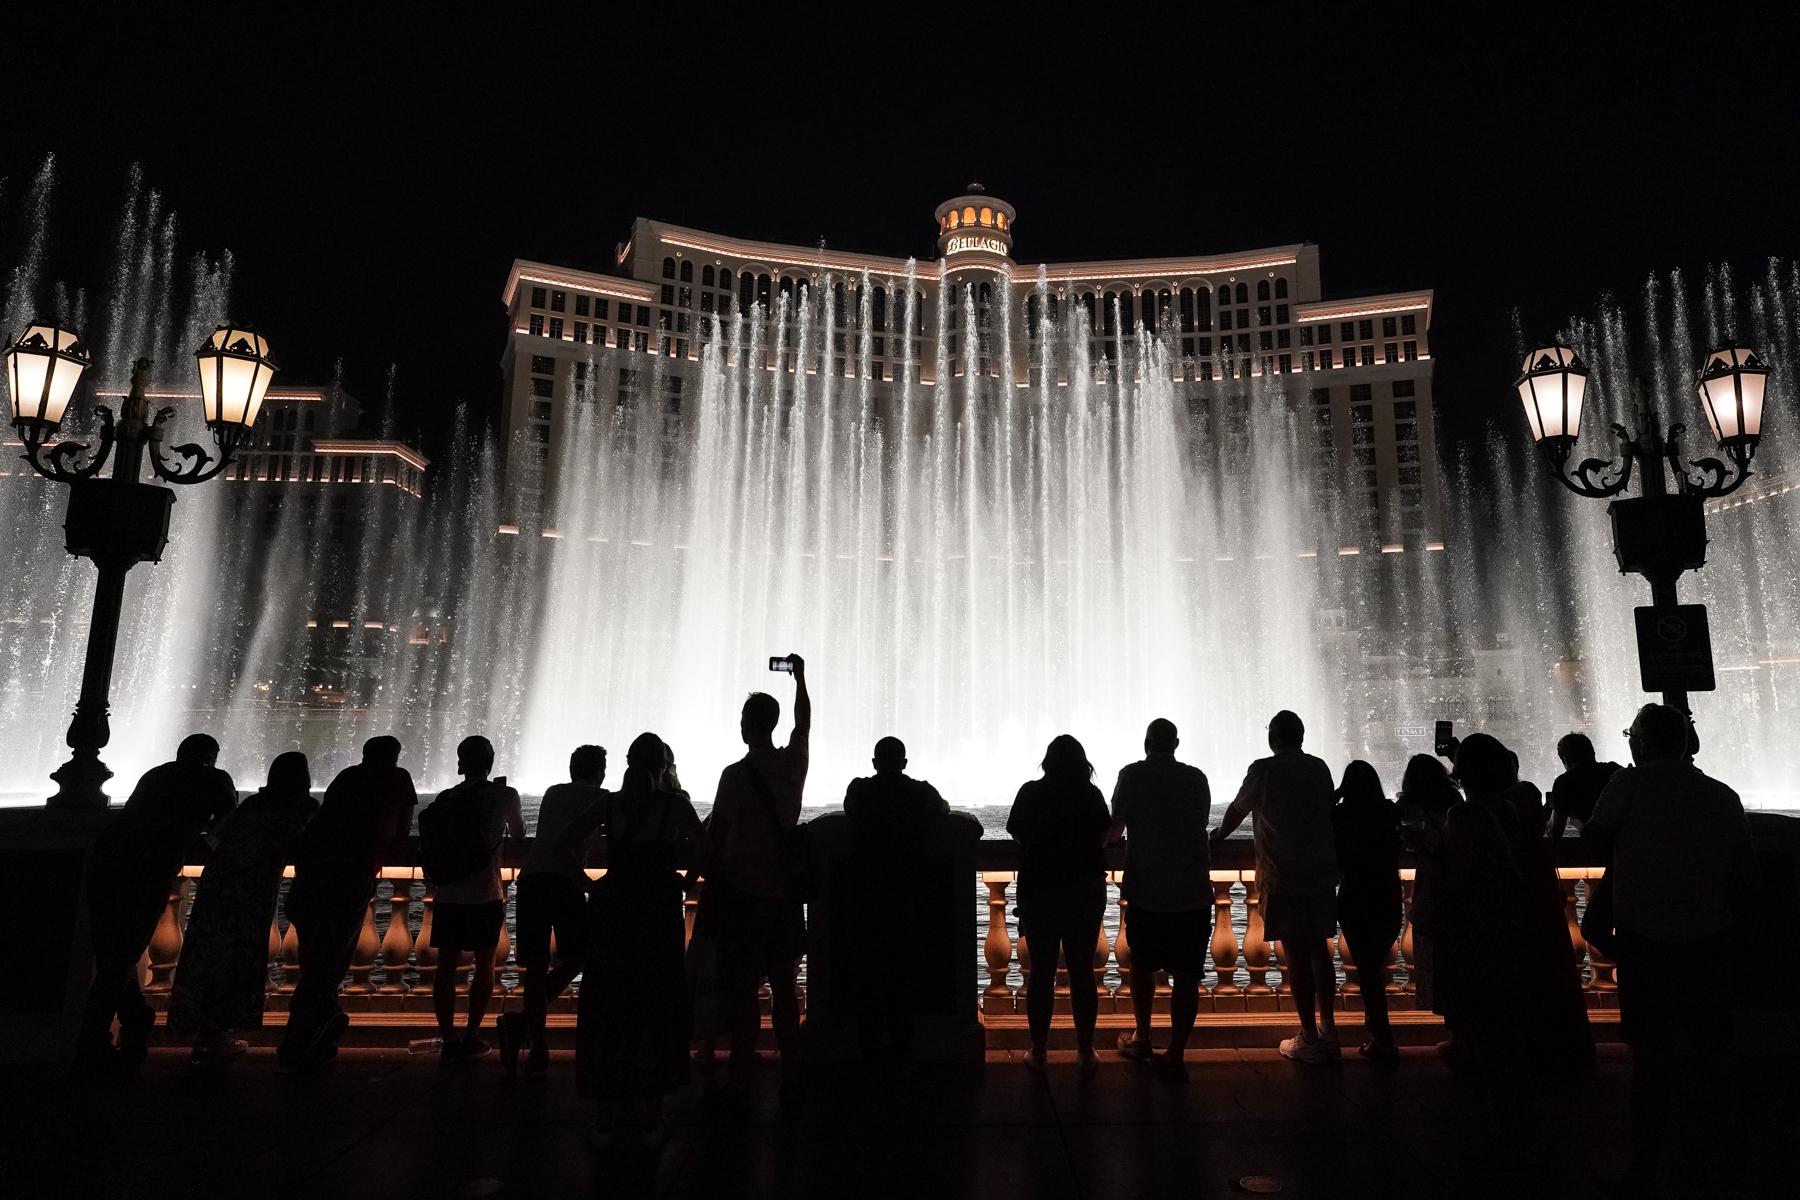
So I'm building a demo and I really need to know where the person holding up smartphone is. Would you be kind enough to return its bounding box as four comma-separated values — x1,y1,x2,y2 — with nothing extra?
698,653,811,1110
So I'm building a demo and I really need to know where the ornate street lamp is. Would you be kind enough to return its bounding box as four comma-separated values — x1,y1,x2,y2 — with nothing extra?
1515,341,1769,713
4,325,275,808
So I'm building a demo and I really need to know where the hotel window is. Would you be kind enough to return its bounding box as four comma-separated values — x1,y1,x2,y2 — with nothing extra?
573,322,588,343
1196,336,1211,355
1351,384,1372,403
1279,353,1292,373
662,258,676,279
1401,487,1423,508
1395,420,1419,442
1352,403,1373,424
1404,340,1419,360
1302,351,1315,370
1384,343,1398,363
1259,331,1274,352
701,294,714,313
1257,279,1271,301
1320,349,1334,368
1394,399,1417,420
594,299,608,320
661,284,675,306
1382,316,1398,338
637,306,651,326
1220,309,1233,331
1361,346,1376,366
530,400,551,421
575,295,590,317
1315,425,1335,448
528,314,544,336
1392,379,1415,399
1275,278,1289,299
1340,322,1355,341
531,377,552,398
718,269,732,292
1398,465,1423,486
1316,325,1331,343
549,318,564,339
1234,283,1248,304
1258,306,1271,325
1397,443,1421,462
1354,446,1377,468
678,287,691,308
1401,313,1417,335
1276,304,1289,323
1237,334,1251,353
1277,329,1290,349
530,286,546,309
531,355,554,374
635,331,649,351
551,291,566,312
702,266,715,287
1358,320,1374,340
679,260,693,282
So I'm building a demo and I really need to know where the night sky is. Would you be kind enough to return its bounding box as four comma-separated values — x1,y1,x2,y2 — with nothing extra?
4,11,1794,466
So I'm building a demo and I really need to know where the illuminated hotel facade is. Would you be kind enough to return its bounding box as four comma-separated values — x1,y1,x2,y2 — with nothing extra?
498,187,1440,547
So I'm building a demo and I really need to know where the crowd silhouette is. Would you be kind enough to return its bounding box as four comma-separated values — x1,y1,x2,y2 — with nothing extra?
73,657,1759,1191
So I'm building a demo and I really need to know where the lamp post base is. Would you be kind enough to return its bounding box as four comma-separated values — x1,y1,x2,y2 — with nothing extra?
48,751,112,811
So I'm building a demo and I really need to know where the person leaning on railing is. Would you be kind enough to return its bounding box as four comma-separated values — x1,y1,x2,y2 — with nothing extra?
277,736,417,1074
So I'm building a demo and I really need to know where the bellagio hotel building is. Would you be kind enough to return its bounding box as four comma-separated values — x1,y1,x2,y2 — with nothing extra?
499,187,1440,550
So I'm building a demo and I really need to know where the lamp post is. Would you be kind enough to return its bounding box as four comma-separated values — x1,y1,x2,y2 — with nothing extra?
4,324,275,809
1515,342,1768,714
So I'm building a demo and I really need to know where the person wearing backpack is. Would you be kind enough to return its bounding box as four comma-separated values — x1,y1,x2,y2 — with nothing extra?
698,653,810,1110
421,735,524,1063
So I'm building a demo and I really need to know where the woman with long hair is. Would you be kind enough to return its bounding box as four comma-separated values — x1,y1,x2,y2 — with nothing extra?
1397,753,1459,1018
169,752,317,1066
1005,734,1112,1070
568,732,704,1148
1333,759,1403,1060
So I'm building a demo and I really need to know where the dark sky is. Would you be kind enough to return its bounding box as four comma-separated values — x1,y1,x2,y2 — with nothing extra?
5,10,1795,465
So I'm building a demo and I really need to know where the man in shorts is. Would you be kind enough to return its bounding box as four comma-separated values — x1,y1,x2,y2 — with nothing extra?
1110,718,1212,1081
500,744,606,1074
1213,710,1340,1064
425,735,524,1063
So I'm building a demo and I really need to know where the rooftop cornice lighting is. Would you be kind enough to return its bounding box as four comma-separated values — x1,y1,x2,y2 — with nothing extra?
503,265,659,307
312,439,430,470
96,388,330,402
1033,255,1301,284
1295,296,1433,320
656,233,916,278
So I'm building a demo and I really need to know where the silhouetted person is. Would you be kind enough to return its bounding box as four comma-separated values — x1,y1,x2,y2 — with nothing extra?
1396,753,1461,1020
78,734,237,1072
1547,732,1621,839
278,736,416,1073
1109,718,1211,1081
1212,710,1339,1063
699,653,809,1107
499,743,605,1075
1008,734,1111,1071
1333,760,1402,1060
568,732,703,1149
1437,733,1590,1075
421,735,524,1063
169,752,318,1066
1585,704,1753,1193
843,736,949,1074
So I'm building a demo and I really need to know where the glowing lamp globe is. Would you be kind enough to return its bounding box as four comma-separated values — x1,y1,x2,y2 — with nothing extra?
1515,344,1588,445
4,324,90,432
1696,345,1766,447
195,326,276,436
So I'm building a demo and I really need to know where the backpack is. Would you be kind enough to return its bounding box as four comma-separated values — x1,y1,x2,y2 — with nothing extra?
419,783,502,885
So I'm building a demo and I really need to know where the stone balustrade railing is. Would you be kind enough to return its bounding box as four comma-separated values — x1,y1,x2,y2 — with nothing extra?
134,831,1619,1029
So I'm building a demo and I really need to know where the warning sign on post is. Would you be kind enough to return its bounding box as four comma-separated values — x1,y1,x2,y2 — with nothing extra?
1633,605,1716,693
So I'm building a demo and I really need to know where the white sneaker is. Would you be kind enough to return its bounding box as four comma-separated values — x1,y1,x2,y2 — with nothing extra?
1278,1032,1333,1064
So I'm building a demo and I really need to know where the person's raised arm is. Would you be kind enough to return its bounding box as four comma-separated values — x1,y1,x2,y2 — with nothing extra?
789,652,811,742
1211,765,1258,844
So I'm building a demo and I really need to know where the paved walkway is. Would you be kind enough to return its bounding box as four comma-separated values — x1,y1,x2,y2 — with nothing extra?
5,1046,1788,1198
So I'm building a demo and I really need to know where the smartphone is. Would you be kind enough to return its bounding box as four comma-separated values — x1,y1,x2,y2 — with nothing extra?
1433,720,1456,758
768,656,794,673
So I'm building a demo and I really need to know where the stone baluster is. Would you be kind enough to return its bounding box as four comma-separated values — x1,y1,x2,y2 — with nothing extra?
982,873,1014,1012
277,883,301,996
1582,876,1618,1008
1094,877,1114,1012
1397,874,1417,1006
144,875,191,995
1272,934,1292,1008
375,872,415,1003
1210,875,1241,1010
1113,889,1132,1017
267,889,285,998
492,869,514,997
412,885,438,999
346,886,382,998
1335,926,1357,1012
1561,873,1586,966
1243,878,1274,1010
